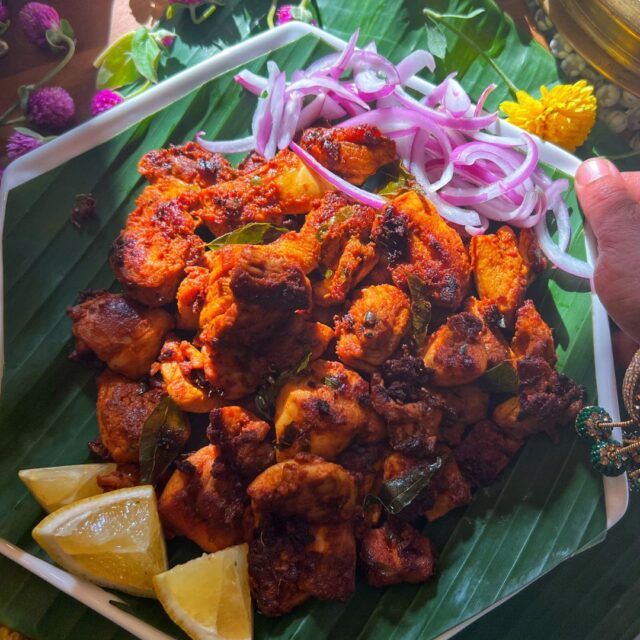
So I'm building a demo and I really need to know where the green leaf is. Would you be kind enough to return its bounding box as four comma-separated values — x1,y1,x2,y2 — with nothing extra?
206,222,288,250
94,31,140,90
480,360,520,394
367,458,442,515
138,396,190,484
425,21,448,59
407,274,432,347
131,27,161,84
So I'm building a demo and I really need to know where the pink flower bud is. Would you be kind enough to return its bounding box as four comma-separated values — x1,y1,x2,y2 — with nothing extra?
19,2,60,49
91,89,124,116
26,86,75,132
6,131,43,159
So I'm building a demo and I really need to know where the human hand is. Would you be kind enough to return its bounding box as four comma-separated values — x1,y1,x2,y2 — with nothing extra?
575,158,640,361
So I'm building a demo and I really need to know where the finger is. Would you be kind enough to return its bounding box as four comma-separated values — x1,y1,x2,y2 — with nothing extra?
612,328,639,371
575,158,640,253
622,172,640,202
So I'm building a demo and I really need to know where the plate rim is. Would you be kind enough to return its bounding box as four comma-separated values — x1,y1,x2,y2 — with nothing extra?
0,21,628,640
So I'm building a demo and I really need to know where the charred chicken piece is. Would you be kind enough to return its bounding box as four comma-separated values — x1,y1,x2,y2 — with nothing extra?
359,521,435,587
373,191,471,309
96,370,168,463
158,445,247,552
68,291,173,379
274,360,385,461
110,196,206,307
96,463,140,492
299,124,396,185
518,228,547,282
307,192,380,306
207,406,275,480
199,244,312,350
422,312,488,387
249,516,356,616
470,226,530,327
493,356,584,439
247,454,357,524
138,141,237,188
464,296,513,368
336,284,411,372
511,299,557,366
176,265,210,331
455,419,523,486
424,450,472,521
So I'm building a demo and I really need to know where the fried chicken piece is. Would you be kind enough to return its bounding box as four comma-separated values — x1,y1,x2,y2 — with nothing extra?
306,192,379,306
176,266,210,330
68,291,173,379
336,442,385,505
335,285,411,372
455,419,523,486
158,445,247,552
518,228,547,282
464,296,513,368
274,360,384,461
96,463,140,491
249,516,356,616
425,451,472,521
138,141,237,187
359,521,435,587
199,244,312,350
470,226,530,327
511,300,557,366
154,338,221,412
96,370,167,462
134,177,199,209
110,196,206,306
422,312,488,387
440,384,490,427
247,454,357,523
373,191,471,309
196,149,330,235
299,124,396,185
207,406,275,480
493,356,584,438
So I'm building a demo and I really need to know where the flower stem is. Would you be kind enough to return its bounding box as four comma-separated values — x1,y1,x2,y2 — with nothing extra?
424,9,519,98
3,116,27,125
267,0,277,29
189,4,217,24
0,34,76,125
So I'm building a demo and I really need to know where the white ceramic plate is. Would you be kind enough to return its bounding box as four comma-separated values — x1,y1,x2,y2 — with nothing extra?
0,22,628,640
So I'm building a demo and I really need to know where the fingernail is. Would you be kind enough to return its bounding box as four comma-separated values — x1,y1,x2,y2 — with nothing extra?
576,158,619,186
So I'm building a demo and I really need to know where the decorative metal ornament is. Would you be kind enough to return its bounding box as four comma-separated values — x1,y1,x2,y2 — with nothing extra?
575,349,640,490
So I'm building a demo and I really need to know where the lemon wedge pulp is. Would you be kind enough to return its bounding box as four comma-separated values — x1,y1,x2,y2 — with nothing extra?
19,463,116,513
32,485,167,597
153,544,252,640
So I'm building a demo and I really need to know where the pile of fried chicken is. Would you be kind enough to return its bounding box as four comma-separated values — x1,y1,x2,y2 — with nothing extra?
67,124,584,616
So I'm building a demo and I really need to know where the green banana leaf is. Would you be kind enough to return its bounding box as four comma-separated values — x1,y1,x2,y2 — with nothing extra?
0,0,631,638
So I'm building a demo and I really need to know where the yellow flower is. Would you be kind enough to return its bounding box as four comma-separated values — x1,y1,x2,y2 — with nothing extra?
500,80,597,152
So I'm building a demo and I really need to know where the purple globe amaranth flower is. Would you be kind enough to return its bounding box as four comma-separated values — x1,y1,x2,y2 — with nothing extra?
0,3,10,23
91,89,124,116
276,4,314,26
19,2,60,49
26,86,75,132
6,131,43,160
161,34,176,48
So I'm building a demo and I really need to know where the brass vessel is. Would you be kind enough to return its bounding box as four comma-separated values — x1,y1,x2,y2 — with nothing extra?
543,0,640,96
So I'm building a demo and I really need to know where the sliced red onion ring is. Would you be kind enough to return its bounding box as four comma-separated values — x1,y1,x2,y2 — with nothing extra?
288,76,370,110
535,214,593,279
474,83,496,116
290,141,387,210
195,132,255,154
234,70,267,95
444,77,471,117
425,73,457,108
397,50,436,82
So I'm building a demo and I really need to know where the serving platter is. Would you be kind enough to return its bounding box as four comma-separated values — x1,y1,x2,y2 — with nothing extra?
0,22,628,640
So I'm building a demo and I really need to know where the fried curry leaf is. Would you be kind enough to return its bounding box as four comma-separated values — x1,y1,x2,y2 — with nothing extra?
139,396,190,484
254,352,312,420
480,360,520,394
207,222,288,250
407,275,432,347
377,163,413,198
367,457,442,515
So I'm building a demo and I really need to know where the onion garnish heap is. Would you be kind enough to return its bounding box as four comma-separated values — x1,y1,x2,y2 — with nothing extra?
197,30,592,279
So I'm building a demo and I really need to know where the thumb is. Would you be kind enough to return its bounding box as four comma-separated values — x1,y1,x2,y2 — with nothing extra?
575,158,640,253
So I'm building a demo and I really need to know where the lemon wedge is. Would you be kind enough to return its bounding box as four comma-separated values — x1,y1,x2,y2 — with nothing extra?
32,485,167,597
153,544,252,640
19,463,116,513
